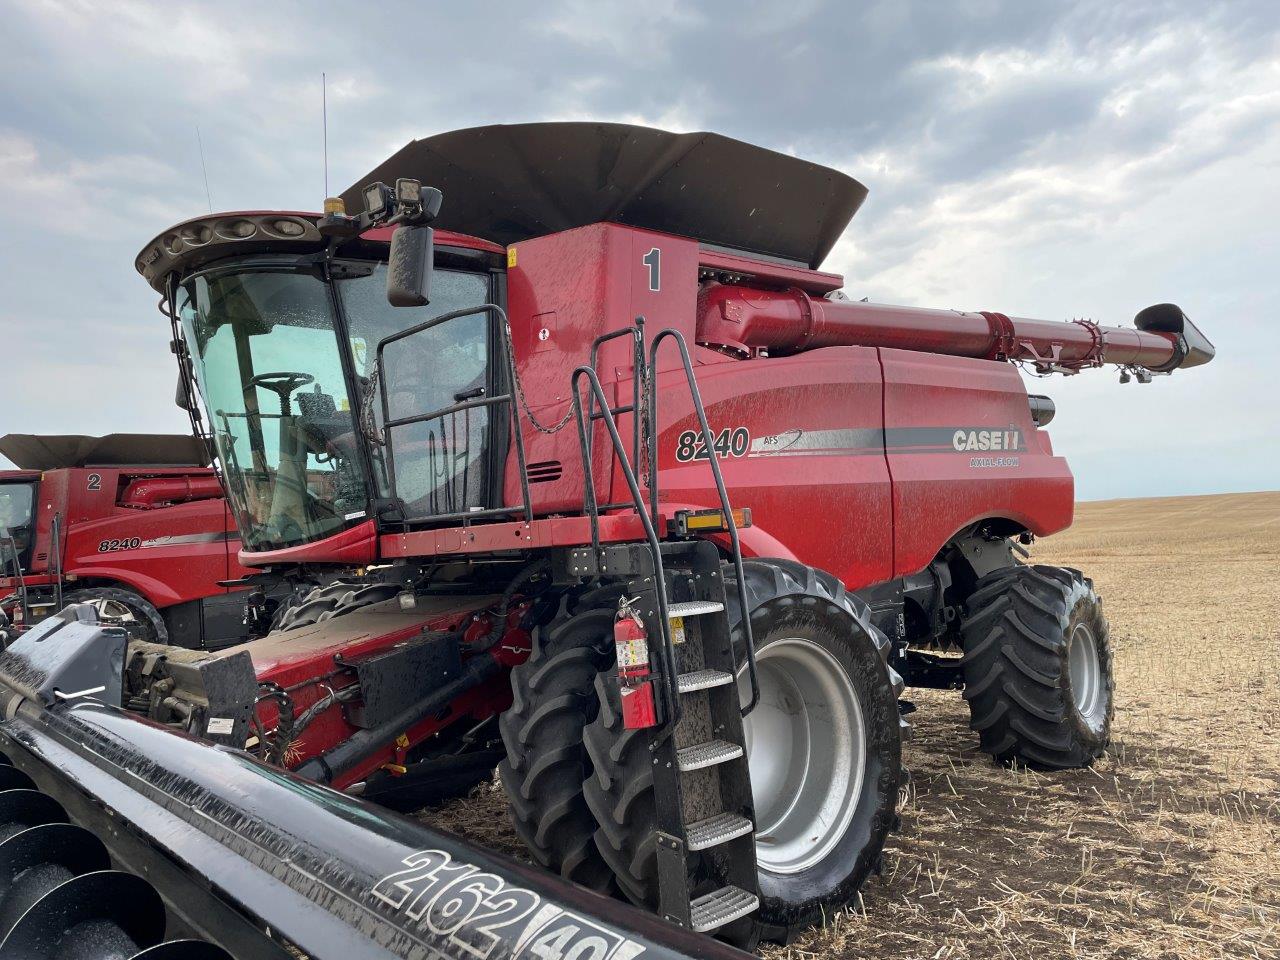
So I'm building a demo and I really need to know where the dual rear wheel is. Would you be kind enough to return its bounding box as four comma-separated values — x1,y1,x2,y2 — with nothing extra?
499,560,905,941
497,558,1113,940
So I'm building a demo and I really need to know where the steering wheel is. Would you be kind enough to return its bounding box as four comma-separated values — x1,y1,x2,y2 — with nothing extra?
247,371,314,414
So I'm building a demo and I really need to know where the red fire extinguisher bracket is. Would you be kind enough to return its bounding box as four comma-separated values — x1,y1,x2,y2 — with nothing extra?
614,597,659,729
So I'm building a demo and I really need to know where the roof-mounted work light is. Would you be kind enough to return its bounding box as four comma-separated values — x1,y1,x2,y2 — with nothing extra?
358,179,441,228
395,178,422,205
363,182,393,219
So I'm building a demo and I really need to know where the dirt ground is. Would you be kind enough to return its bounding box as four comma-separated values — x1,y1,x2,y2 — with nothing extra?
424,491,1280,959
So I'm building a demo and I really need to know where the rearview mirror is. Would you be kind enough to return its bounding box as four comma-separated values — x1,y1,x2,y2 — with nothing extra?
175,374,195,411
387,225,433,308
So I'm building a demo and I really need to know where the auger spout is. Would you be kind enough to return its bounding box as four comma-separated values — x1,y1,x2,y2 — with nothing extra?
697,285,1214,375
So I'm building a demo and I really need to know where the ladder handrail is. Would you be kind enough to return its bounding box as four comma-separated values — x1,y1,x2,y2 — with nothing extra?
49,512,64,614
570,366,684,735
646,329,761,717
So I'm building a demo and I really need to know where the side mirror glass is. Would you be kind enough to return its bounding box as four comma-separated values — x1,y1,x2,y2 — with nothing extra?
175,374,195,411
387,225,434,308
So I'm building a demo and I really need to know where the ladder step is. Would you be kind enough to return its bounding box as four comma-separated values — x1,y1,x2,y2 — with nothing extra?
686,812,754,851
677,739,743,772
677,669,734,694
666,600,724,619
690,885,760,933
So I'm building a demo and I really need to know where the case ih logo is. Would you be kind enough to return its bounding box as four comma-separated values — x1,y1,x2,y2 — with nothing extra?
951,427,1025,453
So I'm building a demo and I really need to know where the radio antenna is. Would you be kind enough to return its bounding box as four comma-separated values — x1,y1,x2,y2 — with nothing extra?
322,72,329,199
195,125,213,213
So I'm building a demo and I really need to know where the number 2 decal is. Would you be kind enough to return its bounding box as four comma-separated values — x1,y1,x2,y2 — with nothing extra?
642,247,660,292
86,473,101,491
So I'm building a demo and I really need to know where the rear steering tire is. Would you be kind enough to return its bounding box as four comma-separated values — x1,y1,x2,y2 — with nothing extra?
960,564,1112,769
583,559,905,942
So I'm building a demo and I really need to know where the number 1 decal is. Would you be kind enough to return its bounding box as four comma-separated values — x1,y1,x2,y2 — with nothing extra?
642,247,661,292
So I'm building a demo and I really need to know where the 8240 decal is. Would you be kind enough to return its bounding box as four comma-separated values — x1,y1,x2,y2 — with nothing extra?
674,427,749,462
98,537,142,553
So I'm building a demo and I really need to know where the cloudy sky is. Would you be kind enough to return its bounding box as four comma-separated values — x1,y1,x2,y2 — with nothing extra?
0,0,1276,499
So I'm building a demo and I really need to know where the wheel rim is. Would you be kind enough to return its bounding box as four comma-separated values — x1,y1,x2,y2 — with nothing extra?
82,598,153,641
740,637,865,875
1067,621,1106,731
92,599,135,623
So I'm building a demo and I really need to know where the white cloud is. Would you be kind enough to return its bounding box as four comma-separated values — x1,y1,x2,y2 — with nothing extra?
0,0,1276,496
21,0,289,97
838,21,1280,299
0,131,188,237
538,0,705,52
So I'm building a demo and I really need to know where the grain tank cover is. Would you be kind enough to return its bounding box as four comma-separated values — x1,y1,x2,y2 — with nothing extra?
342,122,868,269
0,434,210,470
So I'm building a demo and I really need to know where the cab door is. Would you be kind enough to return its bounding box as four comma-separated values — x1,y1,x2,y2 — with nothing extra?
337,265,497,523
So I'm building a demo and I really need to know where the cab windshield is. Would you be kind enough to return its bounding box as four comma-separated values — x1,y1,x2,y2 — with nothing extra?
177,257,491,550
0,482,35,574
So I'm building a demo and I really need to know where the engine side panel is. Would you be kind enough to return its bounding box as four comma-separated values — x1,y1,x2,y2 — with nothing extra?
62,495,236,607
652,346,895,589
881,349,1073,577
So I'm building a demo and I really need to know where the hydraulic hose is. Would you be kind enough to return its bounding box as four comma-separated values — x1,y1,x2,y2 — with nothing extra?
474,558,551,652
294,653,500,784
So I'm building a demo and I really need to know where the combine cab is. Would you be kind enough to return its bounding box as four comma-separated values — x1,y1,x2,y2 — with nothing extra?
0,122,1212,958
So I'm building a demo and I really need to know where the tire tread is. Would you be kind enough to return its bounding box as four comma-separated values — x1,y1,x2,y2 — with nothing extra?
960,564,1112,769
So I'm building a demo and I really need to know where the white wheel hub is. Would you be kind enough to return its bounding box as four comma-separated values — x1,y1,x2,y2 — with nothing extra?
1067,621,1106,732
90,599,136,623
740,637,866,875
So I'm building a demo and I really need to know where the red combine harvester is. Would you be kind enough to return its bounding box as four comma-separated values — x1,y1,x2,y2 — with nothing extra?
0,123,1212,960
0,432,255,647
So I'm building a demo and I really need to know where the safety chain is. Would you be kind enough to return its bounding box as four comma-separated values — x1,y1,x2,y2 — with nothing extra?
358,358,385,446
500,320,575,435
637,349,655,483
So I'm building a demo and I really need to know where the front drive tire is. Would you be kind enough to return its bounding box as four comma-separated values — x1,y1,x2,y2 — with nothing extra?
583,559,905,942
271,580,402,632
63,586,167,644
960,564,1113,769
497,590,619,894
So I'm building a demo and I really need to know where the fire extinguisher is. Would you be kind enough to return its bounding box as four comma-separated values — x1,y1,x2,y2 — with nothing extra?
614,596,659,729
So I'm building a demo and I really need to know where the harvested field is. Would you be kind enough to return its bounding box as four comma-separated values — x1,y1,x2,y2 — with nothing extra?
423,491,1280,959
